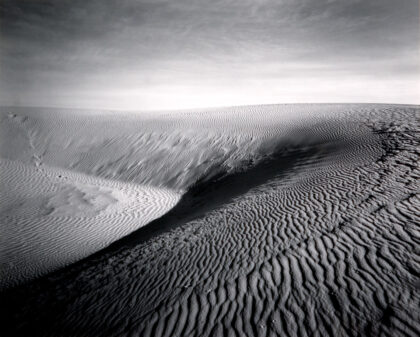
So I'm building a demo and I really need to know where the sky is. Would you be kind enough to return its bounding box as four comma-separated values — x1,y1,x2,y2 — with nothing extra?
0,0,419,110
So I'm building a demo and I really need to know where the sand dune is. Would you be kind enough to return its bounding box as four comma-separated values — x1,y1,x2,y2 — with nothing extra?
0,158,181,288
0,104,371,288
1,104,419,336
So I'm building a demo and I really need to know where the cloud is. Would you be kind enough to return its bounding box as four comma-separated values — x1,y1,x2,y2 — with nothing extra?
0,0,419,109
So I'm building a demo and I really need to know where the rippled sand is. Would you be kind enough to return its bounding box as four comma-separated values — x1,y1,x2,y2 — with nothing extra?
1,104,419,337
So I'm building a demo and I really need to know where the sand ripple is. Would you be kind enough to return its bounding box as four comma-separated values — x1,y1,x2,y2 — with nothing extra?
0,104,419,337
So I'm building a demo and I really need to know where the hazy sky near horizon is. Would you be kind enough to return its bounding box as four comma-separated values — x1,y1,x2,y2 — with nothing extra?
1,0,419,110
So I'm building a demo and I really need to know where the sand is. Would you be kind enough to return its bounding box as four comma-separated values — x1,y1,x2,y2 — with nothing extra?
0,104,419,336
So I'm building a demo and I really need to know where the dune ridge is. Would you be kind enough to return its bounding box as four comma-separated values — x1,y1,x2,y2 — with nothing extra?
0,103,373,287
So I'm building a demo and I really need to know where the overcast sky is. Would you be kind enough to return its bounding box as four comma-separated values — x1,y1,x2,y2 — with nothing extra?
1,0,419,110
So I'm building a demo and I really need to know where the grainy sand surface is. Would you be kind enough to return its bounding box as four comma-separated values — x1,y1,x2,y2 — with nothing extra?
0,104,419,337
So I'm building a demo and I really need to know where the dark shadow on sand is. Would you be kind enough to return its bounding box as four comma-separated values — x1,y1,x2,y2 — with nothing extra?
1,125,350,296
97,144,320,257
0,126,356,337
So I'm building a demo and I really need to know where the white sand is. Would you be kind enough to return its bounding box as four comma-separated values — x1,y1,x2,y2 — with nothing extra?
0,104,359,287
1,104,419,337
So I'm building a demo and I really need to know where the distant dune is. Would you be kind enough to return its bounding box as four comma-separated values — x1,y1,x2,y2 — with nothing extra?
0,104,419,337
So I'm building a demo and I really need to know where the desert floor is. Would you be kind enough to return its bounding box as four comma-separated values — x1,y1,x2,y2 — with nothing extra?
0,104,419,337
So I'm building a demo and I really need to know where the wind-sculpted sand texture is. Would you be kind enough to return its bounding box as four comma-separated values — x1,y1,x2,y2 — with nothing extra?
1,104,419,337
0,159,181,288
1,104,305,287
0,103,369,287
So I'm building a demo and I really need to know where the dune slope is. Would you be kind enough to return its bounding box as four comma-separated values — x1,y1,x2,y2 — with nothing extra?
1,104,419,337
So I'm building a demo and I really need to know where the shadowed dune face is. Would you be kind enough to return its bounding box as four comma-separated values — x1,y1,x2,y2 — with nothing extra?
0,104,373,288
0,104,419,337
1,104,363,191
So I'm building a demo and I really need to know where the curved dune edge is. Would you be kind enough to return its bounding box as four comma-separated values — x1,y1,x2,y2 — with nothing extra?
0,159,181,289
0,103,375,288
1,104,419,337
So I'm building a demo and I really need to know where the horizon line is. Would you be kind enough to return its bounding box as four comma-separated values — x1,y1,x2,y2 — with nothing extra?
1,102,419,113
